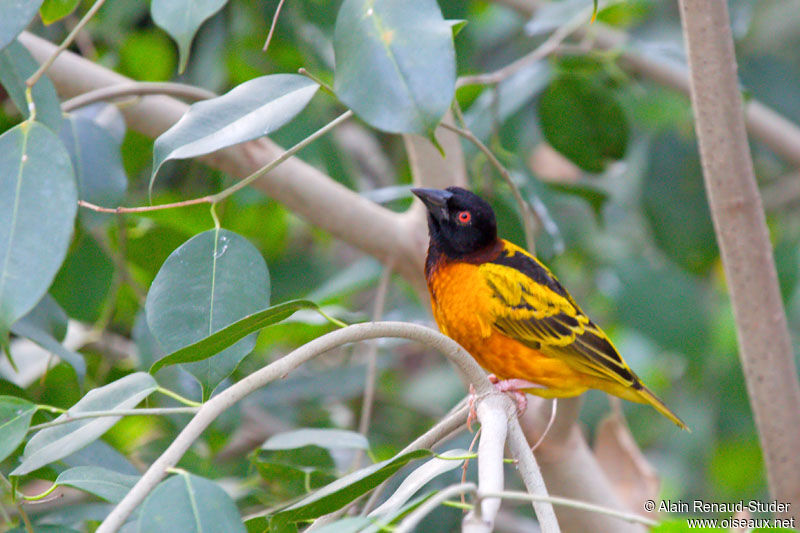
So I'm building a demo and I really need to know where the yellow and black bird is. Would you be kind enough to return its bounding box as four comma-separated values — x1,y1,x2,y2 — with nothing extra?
412,186,687,430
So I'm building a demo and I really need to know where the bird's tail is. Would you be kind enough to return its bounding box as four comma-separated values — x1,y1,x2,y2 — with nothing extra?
633,382,690,431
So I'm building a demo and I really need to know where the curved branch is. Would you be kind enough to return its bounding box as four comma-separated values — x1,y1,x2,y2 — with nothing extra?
96,322,504,532
62,82,216,111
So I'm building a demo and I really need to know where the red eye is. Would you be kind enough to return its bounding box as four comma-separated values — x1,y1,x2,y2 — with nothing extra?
457,211,471,224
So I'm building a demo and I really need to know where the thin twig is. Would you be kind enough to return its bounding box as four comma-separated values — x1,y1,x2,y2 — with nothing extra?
356,265,393,438
26,0,108,88
27,407,199,432
263,0,287,52
62,82,216,112
439,122,537,253
78,110,354,216
456,5,589,88
479,491,658,527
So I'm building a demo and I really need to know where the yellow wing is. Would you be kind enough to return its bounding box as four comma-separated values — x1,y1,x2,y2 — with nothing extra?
479,241,638,388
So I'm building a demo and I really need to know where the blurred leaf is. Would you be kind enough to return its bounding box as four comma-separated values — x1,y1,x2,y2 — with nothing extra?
151,74,318,191
119,30,176,81
50,233,114,323
524,0,584,36
149,299,324,374
546,182,609,223
333,0,455,137
0,396,36,462
59,114,127,228
774,236,799,303
0,0,45,51
709,437,764,496
272,449,431,523
596,0,651,27
255,460,336,503
643,132,718,275
0,121,76,339
151,0,228,73
62,439,140,476
538,74,628,173
369,449,466,517
262,429,369,452
617,259,710,359
11,295,85,379
0,40,63,132
248,364,369,406
39,0,80,24
12,373,157,476
55,465,140,502
138,470,246,533
145,229,270,398
310,517,372,533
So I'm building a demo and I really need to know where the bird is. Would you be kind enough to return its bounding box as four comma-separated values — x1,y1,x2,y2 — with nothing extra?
411,186,688,430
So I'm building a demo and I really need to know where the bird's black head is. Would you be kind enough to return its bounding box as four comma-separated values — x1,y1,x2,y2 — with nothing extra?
412,186,497,259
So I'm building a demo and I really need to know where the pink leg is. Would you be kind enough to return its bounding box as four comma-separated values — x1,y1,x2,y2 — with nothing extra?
487,374,545,415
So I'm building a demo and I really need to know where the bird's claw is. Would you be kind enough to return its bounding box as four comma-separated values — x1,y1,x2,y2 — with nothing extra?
487,374,546,416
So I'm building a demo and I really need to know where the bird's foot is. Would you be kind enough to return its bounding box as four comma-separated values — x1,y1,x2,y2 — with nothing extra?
487,374,546,415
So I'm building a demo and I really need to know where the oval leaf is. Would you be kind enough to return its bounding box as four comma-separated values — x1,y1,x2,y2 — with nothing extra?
59,114,127,228
333,0,456,137
145,229,270,398
138,471,246,533
40,0,81,25
262,429,370,453
149,299,323,374
273,449,431,523
151,74,318,190
55,466,139,503
0,396,36,462
0,40,63,132
0,0,45,51
0,121,77,338
151,0,227,73
12,373,157,476
538,74,628,173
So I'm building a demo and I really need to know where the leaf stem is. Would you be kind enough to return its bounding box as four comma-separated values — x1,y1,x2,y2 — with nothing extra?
263,0,287,52
27,0,108,88
298,68,335,96
157,387,203,407
20,483,57,502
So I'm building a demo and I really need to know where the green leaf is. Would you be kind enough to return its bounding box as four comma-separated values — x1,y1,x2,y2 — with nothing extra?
150,300,325,374
151,0,228,73
151,74,318,192
0,40,63,132
0,121,77,339
546,182,609,223
333,0,455,137
59,114,127,228
39,0,81,25
10,295,86,379
273,449,431,523
12,373,157,476
0,396,36,462
50,233,115,323
55,466,140,503
643,132,718,275
145,229,270,398
138,471,246,533
0,0,45,51
538,74,628,173
262,429,370,452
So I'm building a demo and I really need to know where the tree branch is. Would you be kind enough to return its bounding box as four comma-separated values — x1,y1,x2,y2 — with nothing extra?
95,322,499,532
677,0,800,520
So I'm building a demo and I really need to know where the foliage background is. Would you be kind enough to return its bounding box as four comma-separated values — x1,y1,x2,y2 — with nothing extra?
1,0,799,531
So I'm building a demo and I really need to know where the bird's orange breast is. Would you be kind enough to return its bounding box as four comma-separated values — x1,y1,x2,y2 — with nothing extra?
427,259,591,397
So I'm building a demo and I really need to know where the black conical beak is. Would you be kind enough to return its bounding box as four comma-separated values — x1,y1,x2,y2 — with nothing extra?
411,188,453,220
